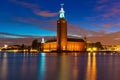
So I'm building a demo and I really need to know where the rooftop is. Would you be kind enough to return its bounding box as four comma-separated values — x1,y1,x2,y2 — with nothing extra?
46,38,85,43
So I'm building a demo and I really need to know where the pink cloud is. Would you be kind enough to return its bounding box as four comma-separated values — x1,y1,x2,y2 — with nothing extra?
102,7,120,18
10,0,58,17
95,1,120,18
11,0,38,9
13,16,120,41
97,0,109,4
34,10,58,17
116,23,120,26
95,5,108,11
0,32,41,38
103,24,112,28
14,17,99,36
87,30,120,45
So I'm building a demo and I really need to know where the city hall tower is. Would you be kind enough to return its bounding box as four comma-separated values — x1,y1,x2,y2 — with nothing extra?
57,4,67,51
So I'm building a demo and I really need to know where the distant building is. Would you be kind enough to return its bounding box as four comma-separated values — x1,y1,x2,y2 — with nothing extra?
87,42,103,51
103,45,119,51
42,4,86,52
2,45,21,50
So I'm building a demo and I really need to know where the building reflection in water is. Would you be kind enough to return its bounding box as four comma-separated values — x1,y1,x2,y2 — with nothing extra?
57,52,86,80
72,53,79,80
58,53,71,80
44,52,79,80
85,52,97,80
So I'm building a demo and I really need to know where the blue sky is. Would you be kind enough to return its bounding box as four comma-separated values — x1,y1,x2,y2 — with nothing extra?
1,0,120,40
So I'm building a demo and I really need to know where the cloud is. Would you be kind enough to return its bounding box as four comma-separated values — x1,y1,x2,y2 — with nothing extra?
1,31,120,46
10,0,58,17
116,23,120,26
14,17,57,31
11,0,38,9
88,30,120,45
86,0,120,31
0,32,41,38
14,17,100,36
0,32,56,46
67,24,99,36
97,0,109,4
95,5,108,11
103,24,112,28
95,1,120,18
102,22,120,29
34,10,58,17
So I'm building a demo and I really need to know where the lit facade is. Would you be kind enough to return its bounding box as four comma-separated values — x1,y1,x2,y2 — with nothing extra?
43,41,86,52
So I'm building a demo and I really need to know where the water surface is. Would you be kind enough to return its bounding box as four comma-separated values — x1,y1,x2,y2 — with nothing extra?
0,52,120,80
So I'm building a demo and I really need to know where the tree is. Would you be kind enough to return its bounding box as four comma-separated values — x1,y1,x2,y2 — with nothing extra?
32,39,39,50
21,44,25,50
95,42,103,50
87,42,103,50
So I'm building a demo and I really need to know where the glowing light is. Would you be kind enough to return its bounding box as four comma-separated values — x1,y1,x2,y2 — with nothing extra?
87,47,97,51
93,47,97,51
60,4,65,18
13,50,18,53
88,52,91,56
41,52,46,57
86,52,97,80
63,46,66,50
43,49,50,52
88,48,92,51
30,49,38,52
93,52,96,56
4,44,8,49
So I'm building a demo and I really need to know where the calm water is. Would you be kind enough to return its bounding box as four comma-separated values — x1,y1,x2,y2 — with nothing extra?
0,52,120,80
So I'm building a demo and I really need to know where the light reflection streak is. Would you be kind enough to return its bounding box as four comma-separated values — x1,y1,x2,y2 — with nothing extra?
85,52,97,80
91,52,97,80
1,52,8,80
38,53,46,80
85,53,91,80
73,53,78,80
21,52,27,79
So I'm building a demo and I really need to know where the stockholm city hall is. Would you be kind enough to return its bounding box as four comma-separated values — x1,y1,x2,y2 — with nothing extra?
43,4,86,52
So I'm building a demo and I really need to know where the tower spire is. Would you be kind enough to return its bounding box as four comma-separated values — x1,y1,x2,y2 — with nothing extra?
61,3,64,8
59,4,65,18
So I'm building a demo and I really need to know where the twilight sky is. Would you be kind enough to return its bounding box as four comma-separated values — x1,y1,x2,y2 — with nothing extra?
1,0,120,45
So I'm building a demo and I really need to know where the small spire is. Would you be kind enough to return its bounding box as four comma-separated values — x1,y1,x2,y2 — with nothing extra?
59,4,65,18
41,37,45,43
